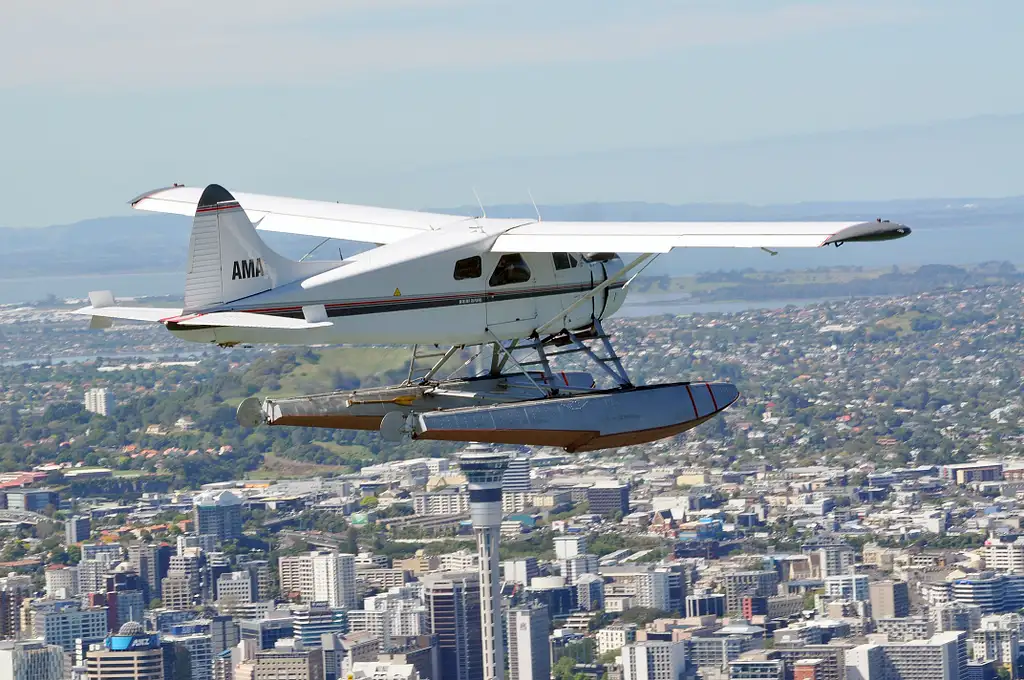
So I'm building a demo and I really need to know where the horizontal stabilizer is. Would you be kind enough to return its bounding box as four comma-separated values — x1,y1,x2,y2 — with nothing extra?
166,312,333,330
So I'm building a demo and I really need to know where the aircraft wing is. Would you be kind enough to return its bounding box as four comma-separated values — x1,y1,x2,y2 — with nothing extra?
131,185,471,245
490,220,911,253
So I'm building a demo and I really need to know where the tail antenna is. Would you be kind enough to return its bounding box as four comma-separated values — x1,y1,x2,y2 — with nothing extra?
472,187,487,218
528,189,542,222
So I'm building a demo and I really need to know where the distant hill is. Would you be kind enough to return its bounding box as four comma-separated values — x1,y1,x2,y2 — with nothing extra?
1,195,1022,280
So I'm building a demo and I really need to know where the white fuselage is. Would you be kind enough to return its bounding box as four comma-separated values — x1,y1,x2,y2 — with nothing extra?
167,221,627,346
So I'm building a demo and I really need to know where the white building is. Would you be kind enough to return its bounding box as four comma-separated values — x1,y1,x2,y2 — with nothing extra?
507,604,550,680
164,632,213,680
598,624,638,655
986,539,1024,574
35,604,108,652
554,535,586,560
622,641,688,680
84,388,114,416
279,552,357,610
824,574,870,602
44,566,79,599
412,490,469,516
845,631,967,680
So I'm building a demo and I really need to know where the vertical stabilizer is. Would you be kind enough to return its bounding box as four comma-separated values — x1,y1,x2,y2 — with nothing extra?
184,184,330,312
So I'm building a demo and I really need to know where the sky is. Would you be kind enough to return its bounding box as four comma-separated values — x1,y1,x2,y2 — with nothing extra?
3,0,1024,227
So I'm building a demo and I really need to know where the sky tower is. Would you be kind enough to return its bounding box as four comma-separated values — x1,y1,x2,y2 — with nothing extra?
458,444,510,680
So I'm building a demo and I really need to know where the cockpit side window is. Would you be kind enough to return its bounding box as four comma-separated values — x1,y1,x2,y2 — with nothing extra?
553,253,580,270
489,254,532,286
454,256,482,280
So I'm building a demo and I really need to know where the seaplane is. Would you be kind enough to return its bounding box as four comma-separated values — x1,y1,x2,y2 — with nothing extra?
76,183,910,452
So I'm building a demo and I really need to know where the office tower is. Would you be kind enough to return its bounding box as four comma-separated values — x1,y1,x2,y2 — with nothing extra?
163,632,213,680
162,575,196,610
553,535,586,560
279,552,357,609
502,558,539,587
236,558,272,600
217,571,256,610
934,603,983,633
0,588,25,640
845,631,967,680
292,604,349,648
129,542,172,603
621,641,688,680
869,581,910,620
85,388,114,416
35,602,108,651
67,515,92,545
79,557,116,596
0,639,64,680
178,534,218,554
586,482,630,517
824,575,870,602
44,565,79,599
686,592,726,618
523,577,575,619
817,545,855,578
973,615,1019,678
348,591,428,648
601,567,671,611
560,555,599,586
253,648,324,680
240,616,294,651
793,659,824,680
876,617,933,642
729,657,784,680
576,574,605,612
502,456,532,493
423,572,482,680
723,571,780,614
773,644,852,680
193,490,243,544
5,489,59,513
507,604,550,680
458,446,509,680
82,543,124,562
85,622,165,680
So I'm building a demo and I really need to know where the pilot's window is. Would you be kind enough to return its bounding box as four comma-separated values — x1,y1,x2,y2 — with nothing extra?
553,253,572,270
489,254,532,286
454,256,482,280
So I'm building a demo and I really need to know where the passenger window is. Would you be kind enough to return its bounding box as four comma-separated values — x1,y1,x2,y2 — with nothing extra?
454,256,482,280
553,253,572,271
489,254,532,286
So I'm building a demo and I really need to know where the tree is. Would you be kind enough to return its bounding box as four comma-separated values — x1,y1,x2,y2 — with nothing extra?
553,657,577,680
360,496,379,509
996,666,1011,680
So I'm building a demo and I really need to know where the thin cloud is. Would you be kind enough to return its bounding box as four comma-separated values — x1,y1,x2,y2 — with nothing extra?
1,2,927,90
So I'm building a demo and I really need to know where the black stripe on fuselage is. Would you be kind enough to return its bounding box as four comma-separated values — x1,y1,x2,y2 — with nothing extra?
168,281,623,330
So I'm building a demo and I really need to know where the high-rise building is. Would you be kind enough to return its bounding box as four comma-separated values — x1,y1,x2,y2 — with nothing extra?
845,631,967,680
601,567,671,611
553,535,586,560
193,490,243,544
0,639,64,680
824,575,870,603
934,603,983,633
163,632,213,680
35,601,108,652
729,657,784,680
67,515,92,545
292,604,349,648
85,388,114,416
502,558,539,587
458,446,509,680
576,574,605,612
621,641,687,680
78,556,117,597
723,571,779,614
773,644,852,680
44,565,79,599
85,622,165,680
279,552,357,609
240,615,294,651
973,615,1019,678
502,456,532,493
129,543,171,603
561,555,599,586
586,483,629,518
422,572,482,680
869,581,910,620
507,604,550,680
253,648,324,680
217,571,256,609
686,592,726,618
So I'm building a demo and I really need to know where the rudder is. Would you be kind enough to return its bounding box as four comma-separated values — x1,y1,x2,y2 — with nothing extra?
183,184,322,312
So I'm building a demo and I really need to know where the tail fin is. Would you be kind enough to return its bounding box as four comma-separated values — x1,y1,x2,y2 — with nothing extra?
184,184,330,312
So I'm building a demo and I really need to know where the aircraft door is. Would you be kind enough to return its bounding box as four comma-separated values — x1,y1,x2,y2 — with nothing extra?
485,253,538,335
552,252,593,330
